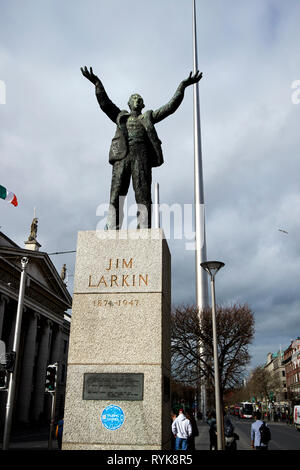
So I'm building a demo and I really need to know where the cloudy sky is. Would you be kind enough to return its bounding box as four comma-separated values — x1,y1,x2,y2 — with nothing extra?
1,0,300,373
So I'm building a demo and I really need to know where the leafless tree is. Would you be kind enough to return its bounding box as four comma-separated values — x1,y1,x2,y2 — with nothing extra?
247,365,281,403
171,303,255,397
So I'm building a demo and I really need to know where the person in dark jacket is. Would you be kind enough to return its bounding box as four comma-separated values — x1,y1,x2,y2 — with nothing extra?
171,411,177,450
185,409,199,450
206,411,217,450
224,414,238,451
80,66,202,229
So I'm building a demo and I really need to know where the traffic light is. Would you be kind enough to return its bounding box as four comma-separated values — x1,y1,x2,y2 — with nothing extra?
45,364,57,392
0,365,8,390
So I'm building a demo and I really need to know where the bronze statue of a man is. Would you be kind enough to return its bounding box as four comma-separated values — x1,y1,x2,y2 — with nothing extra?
81,66,202,230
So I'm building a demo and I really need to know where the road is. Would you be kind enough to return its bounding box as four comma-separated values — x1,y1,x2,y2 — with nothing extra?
233,417,300,450
195,416,300,450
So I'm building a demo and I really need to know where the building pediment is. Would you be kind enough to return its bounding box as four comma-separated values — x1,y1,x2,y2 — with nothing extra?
0,231,72,313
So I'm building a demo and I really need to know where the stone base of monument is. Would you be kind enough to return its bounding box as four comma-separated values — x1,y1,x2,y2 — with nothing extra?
62,229,171,450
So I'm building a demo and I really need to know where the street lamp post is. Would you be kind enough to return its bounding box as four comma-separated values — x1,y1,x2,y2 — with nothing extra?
3,256,28,450
201,260,225,450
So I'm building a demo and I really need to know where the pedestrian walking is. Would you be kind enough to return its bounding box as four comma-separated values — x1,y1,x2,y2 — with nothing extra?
224,414,238,451
55,418,64,450
171,411,177,450
185,409,199,451
206,411,217,450
171,408,192,450
250,411,271,450
285,409,289,425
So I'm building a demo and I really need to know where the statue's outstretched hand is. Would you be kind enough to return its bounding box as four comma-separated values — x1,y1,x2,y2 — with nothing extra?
80,66,100,85
182,71,203,88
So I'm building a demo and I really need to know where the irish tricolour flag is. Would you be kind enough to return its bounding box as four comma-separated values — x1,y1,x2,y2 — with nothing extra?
0,185,18,207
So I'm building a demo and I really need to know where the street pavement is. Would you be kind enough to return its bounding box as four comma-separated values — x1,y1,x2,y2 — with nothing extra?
195,418,250,450
0,426,59,450
195,416,300,451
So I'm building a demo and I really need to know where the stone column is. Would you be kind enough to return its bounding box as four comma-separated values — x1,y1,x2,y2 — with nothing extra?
7,306,17,351
50,324,63,365
46,324,63,419
50,324,63,391
32,318,52,421
0,295,10,429
17,312,38,423
0,294,9,339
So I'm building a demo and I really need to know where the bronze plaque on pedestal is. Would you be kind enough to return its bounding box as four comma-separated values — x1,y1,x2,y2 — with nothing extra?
83,373,144,401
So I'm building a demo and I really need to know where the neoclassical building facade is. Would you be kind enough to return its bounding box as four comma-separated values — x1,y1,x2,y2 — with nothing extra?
0,230,72,430
284,338,300,403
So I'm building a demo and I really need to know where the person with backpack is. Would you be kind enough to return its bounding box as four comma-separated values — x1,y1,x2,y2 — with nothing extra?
250,411,271,450
206,411,217,450
224,415,239,450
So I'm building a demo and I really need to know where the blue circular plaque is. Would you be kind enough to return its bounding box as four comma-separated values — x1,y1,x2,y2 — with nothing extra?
101,405,125,430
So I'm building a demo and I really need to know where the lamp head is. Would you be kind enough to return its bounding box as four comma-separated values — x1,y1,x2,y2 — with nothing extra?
201,261,225,278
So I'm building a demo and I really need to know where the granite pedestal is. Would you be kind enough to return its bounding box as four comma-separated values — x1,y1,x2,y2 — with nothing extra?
62,229,171,450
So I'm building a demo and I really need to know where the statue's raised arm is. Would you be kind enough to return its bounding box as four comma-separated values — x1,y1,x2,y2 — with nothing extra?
152,71,203,124
80,66,121,123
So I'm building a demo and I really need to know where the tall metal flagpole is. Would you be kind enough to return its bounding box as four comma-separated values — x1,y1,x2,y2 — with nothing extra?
192,0,209,417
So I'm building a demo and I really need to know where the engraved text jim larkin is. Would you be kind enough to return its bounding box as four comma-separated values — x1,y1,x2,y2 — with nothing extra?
88,258,149,288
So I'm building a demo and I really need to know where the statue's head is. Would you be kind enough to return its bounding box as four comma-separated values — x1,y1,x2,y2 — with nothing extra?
128,94,145,113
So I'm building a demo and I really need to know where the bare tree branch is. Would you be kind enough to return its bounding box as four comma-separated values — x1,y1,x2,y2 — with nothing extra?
171,303,255,395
